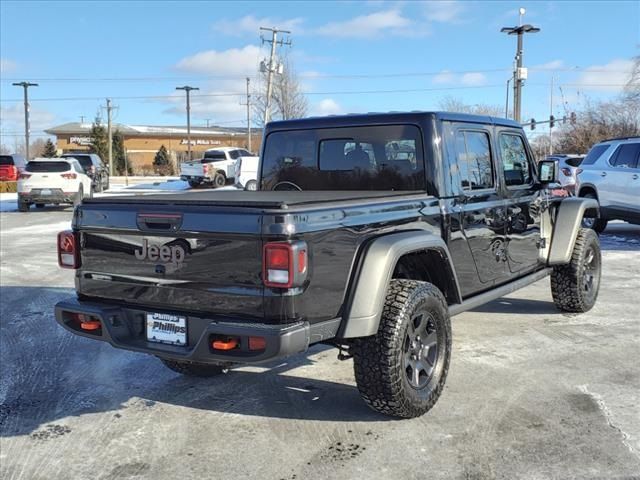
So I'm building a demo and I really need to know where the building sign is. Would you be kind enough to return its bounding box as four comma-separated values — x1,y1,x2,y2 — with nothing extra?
180,139,222,146
70,136,92,145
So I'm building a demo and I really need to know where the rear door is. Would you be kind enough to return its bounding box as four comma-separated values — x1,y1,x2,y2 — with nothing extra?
495,128,541,276
599,142,640,216
444,122,510,296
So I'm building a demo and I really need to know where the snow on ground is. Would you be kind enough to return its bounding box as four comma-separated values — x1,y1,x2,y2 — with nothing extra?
0,193,17,213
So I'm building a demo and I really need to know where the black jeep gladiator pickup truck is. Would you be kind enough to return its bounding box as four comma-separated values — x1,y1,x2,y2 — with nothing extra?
55,112,601,418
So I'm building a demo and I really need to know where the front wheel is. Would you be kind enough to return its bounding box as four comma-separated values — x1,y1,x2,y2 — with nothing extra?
93,177,103,193
159,358,227,377
351,279,452,418
244,180,257,191
551,228,601,313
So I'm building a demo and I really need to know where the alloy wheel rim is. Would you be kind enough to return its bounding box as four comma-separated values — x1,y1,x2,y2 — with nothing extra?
583,246,599,298
403,312,438,389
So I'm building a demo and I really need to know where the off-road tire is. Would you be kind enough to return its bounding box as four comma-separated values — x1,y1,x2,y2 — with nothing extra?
351,279,452,418
159,358,226,377
18,200,30,212
581,193,608,233
551,228,601,313
35,203,45,209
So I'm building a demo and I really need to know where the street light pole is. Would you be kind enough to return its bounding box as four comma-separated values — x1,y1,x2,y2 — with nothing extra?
505,78,511,118
501,9,540,123
176,85,199,161
11,81,38,159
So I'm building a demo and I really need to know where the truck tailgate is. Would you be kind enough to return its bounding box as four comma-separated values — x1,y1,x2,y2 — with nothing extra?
75,202,264,318
180,161,206,177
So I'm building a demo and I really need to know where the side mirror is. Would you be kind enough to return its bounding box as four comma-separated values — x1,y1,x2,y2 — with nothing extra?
538,159,558,185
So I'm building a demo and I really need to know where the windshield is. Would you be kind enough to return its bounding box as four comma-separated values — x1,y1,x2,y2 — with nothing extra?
261,124,425,191
26,161,71,173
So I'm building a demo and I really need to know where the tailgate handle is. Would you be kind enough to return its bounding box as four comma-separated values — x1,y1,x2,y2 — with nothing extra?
137,213,183,231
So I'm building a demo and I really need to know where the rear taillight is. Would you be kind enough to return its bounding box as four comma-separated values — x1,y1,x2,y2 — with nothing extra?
561,168,572,176
58,230,80,269
61,173,77,179
19,173,31,180
263,241,307,288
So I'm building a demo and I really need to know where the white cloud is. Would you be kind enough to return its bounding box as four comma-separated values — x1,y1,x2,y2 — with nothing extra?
174,45,261,76
0,58,17,73
461,72,487,86
433,70,456,84
315,9,427,38
314,98,343,116
533,59,565,71
424,1,465,23
432,70,486,86
211,15,304,37
1,103,56,134
574,58,634,92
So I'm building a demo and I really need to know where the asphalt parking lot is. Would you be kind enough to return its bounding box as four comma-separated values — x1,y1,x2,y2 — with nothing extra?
1,202,639,480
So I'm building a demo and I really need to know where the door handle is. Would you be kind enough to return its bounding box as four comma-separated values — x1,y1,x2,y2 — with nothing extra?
600,172,607,177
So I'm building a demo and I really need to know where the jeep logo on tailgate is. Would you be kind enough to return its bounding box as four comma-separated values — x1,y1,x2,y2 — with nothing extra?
135,239,185,265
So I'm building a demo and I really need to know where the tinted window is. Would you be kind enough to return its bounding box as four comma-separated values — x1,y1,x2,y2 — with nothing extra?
62,154,93,169
239,150,252,156
228,150,240,160
26,161,71,173
610,143,640,168
565,157,584,167
499,134,531,186
261,124,425,191
0,156,14,166
203,151,226,161
455,131,493,190
582,144,610,165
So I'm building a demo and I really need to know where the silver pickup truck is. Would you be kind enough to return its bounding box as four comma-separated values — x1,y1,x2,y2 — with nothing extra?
180,147,257,188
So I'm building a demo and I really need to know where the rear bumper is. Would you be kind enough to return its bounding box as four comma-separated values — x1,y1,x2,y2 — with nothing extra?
54,298,338,364
19,191,74,204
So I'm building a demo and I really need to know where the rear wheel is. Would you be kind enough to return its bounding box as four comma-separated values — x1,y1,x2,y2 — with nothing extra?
351,279,452,418
18,200,30,212
213,173,226,188
580,193,608,233
159,358,227,377
244,180,257,191
551,228,601,313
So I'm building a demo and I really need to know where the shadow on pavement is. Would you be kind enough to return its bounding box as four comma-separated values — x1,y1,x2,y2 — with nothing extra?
0,286,389,439
471,297,559,315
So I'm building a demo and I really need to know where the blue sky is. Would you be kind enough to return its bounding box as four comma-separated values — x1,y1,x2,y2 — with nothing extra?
1,0,638,146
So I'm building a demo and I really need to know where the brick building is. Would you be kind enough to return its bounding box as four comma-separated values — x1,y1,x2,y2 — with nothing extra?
45,122,261,173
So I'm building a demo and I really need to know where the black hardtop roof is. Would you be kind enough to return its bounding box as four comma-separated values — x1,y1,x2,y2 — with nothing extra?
266,111,522,132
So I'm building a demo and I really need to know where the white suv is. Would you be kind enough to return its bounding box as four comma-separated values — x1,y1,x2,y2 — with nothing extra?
17,158,93,212
577,137,640,232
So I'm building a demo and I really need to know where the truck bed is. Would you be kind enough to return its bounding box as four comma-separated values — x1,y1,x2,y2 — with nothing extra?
85,189,425,210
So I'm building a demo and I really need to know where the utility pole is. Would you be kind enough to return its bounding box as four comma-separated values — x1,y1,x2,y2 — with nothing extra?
240,77,252,151
549,75,554,156
80,115,85,124
11,81,38,159
176,85,199,161
205,119,211,128
260,26,291,125
501,8,540,123
106,98,113,175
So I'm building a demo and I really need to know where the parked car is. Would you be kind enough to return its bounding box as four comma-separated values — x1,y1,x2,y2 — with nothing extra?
60,153,109,193
54,112,601,418
546,154,584,195
180,147,254,188
17,157,92,211
0,154,27,181
234,154,259,190
577,136,640,232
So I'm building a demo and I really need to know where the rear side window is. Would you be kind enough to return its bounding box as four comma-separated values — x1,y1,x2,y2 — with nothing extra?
228,150,240,160
261,124,425,191
455,130,493,190
582,144,610,165
609,143,640,168
26,161,71,173
499,133,532,186
203,151,226,161
565,157,583,167
0,156,14,166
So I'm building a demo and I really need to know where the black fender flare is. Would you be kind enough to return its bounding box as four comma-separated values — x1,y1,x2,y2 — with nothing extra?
339,231,461,338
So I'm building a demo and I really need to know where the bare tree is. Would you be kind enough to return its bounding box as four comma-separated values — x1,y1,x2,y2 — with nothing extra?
623,55,640,104
438,96,504,117
254,55,308,126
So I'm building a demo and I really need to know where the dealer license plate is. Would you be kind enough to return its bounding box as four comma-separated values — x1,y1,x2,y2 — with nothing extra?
41,189,52,196
146,313,187,346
